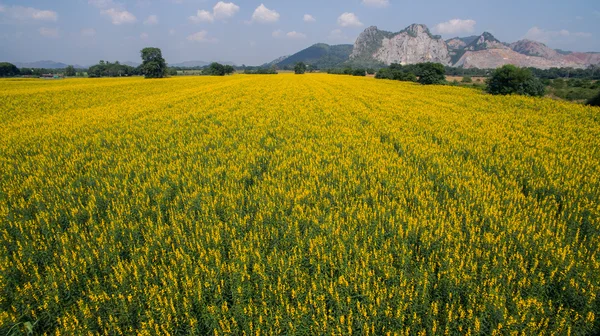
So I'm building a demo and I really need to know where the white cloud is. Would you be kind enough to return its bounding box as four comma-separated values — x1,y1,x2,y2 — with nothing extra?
190,10,214,23
252,4,279,23
80,28,96,37
1,6,58,22
525,26,591,43
101,8,137,25
39,27,59,38
362,0,389,8
213,2,239,19
286,31,306,39
187,30,217,42
273,30,306,39
140,32,149,39
144,14,158,25
433,19,476,35
303,14,315,22
189,2,239,23
337,12,362,27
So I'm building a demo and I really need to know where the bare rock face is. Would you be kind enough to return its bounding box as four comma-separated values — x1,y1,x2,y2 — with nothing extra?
454,49,569,69
509,39,562,60
350,24,451,66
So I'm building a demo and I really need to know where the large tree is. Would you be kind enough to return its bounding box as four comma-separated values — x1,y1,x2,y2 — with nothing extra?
0,62,20,77
416,62,446,85
65,65,76,77
140,47,167,78
294,62,306,75
204,62,225,76
486,65,545,97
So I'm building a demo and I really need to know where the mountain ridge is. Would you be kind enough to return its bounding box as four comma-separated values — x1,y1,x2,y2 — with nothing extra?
266,24,600,70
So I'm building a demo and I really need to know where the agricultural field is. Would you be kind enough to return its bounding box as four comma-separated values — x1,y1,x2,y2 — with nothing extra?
1,74,599,335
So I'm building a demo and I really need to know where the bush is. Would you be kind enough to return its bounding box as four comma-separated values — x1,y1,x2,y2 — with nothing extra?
416,62,446,85
375,64,417,82
587,91,600,107
352,69,366,76
0,62,20,77
461,76,472,83
486,65,545,97
366,68,375,75
294,62,306,75
204,62,226,76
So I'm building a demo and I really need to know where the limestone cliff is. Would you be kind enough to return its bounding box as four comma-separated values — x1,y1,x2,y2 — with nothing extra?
350,24,451,66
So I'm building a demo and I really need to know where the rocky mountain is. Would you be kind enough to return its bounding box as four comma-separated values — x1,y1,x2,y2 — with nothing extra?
350,24,450,66
263,23,599,70
453,32,595,69
446,36,478,50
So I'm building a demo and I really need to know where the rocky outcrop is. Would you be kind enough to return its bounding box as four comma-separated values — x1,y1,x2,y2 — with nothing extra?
509,39,562,60
464,32,508,51
350,24,451,66
453,49,569,69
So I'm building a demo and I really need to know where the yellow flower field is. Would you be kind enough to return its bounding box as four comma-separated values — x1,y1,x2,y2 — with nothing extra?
1,74,599,335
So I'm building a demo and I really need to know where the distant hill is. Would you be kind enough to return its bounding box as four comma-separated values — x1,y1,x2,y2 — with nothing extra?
267,43,353,69
122,61,140,67
13,60,81,69
170,61,236,68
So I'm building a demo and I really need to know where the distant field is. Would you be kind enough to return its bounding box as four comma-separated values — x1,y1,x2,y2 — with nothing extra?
1,75,599,334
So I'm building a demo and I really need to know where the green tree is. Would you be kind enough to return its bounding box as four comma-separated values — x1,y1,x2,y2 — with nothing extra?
205,62,225,76
416,62,446,85
486,65,545,97
294,62,306,74
140,47,167,78
352,68,366,76
461,76,472,83
224,65,235,75
65,65,76,77
588,91,600,107
0,62,20,77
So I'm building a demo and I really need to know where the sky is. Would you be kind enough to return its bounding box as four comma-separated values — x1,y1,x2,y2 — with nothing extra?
0,0,599,66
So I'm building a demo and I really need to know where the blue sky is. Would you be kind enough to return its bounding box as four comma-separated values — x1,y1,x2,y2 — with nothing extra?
1,0,599,66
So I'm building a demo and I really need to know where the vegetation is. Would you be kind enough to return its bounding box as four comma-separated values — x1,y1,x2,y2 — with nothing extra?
416,62,446,85
375,64,417,82
294,62,306,75
461,75,473,83
588,91,600,106
244,67,278,75
65,65,76,77
487,65,545,97
274,43,354,70
546,78,600,102
204,62,235,76
88,61,139,78
140,47,167,79
1,75,598,335
0,62,20,77
351,68,366,76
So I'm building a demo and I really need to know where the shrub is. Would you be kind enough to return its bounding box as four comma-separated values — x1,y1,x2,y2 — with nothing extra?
352,69,366,76
416,62,446,85
486,65,545,97
588,91,600,107
461,76,473,83
294,62,307,75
